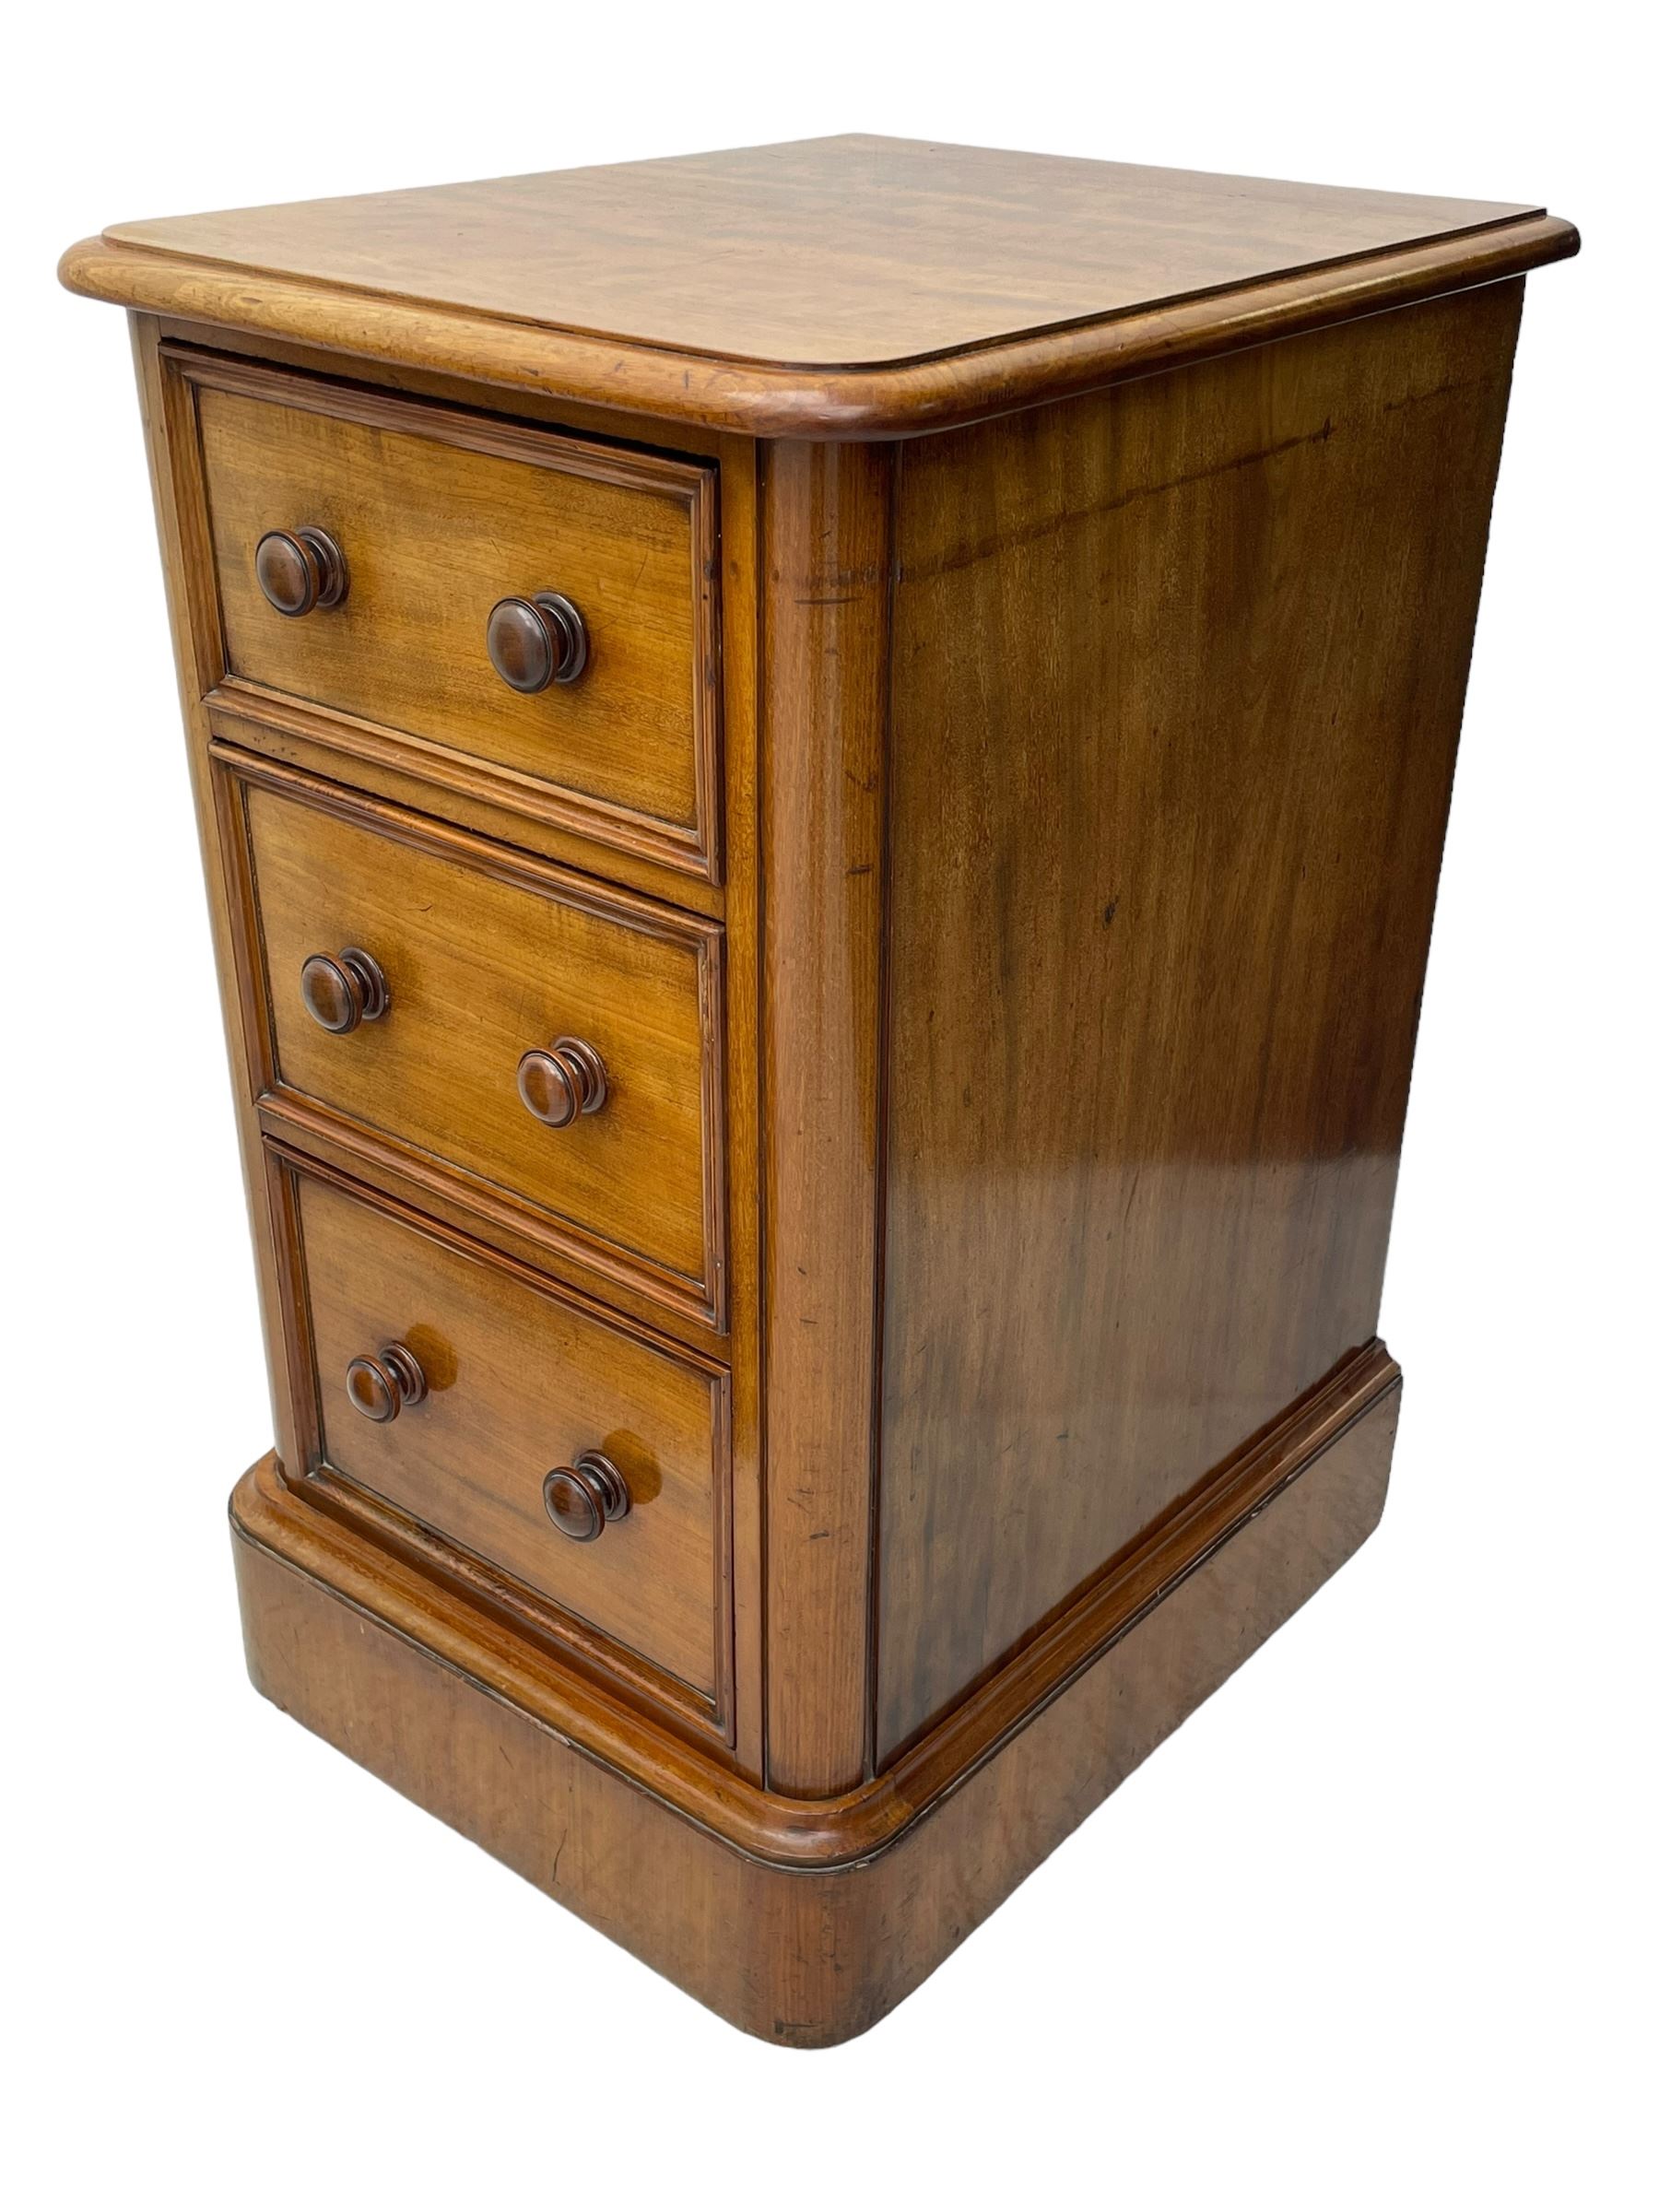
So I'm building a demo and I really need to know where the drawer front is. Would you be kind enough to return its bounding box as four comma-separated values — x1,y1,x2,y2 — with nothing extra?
182,351,720,878
287,1162,731,1729
227,752,725,1326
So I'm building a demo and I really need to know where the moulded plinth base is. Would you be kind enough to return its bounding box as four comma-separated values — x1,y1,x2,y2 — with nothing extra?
230,1351,1399,2046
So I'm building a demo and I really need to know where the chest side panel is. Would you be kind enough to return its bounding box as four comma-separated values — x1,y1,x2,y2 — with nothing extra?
876,281,1524,1759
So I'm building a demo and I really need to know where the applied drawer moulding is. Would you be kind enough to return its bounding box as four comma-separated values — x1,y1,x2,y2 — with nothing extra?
262,1146,738,1747
209,745,732,1335
124,298,769,1787
168,347,726,883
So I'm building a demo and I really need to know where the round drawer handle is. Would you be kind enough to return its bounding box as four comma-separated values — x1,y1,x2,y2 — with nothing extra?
543,1451,630,1543
255,526,349,618
517,1035,607,1128
300,947,390,1035
486,592,590,693
345,1342,428,1424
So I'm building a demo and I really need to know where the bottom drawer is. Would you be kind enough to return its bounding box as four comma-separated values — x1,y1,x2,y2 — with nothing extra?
277,1156,731,1736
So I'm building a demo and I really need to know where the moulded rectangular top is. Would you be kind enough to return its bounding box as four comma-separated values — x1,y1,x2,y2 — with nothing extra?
61,135,1578,439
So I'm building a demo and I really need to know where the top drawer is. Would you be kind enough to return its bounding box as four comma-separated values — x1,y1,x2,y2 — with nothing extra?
176,351,721,879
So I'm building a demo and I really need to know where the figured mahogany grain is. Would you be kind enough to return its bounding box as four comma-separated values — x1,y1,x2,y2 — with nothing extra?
61,139,1577,437
224,750,726,1326
185,352,721,876
759,439,893,1795
230,1357,1397,2041
105,136,1543,371
875,281,1524,1758
132,307,771,1783
124,319,309,1479
289,1164,730,1718
60,139,1576,2038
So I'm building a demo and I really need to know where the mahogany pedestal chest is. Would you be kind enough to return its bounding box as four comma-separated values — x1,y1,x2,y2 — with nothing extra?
61,136,1576,2043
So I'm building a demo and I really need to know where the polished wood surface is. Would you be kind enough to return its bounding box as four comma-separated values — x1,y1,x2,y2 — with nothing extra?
62,138,1574,440
344,1341,427,1423
485,591,590,694
230,1354,1397,2041
131,307,771,1788
124,318,311,1486
254,524,348,616
184,351,722,877
63,140,1574,2041
758,440,893,1795
516,1036,607,1130
298,945,389,1034
285,1162,731,1725
61,208,1576,441
237,1337,1397,1868
97,137,1549,365
875,279,1524,1758
222,748,726,1327
543,1451,632,1544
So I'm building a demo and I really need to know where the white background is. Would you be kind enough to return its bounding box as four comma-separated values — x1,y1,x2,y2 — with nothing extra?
5,6,1653,2206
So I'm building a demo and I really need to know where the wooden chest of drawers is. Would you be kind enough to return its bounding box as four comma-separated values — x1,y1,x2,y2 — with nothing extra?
61,135,1576,2043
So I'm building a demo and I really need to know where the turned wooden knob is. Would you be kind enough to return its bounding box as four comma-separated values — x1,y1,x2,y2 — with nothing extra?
517,1035,607,1127
255,526,349,617
543,1452,630,1542
486,592,589,692
345,1343,428,1424
300,947,390,1035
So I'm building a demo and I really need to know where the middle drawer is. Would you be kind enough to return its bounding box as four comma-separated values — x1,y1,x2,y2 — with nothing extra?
220,748,726,1327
